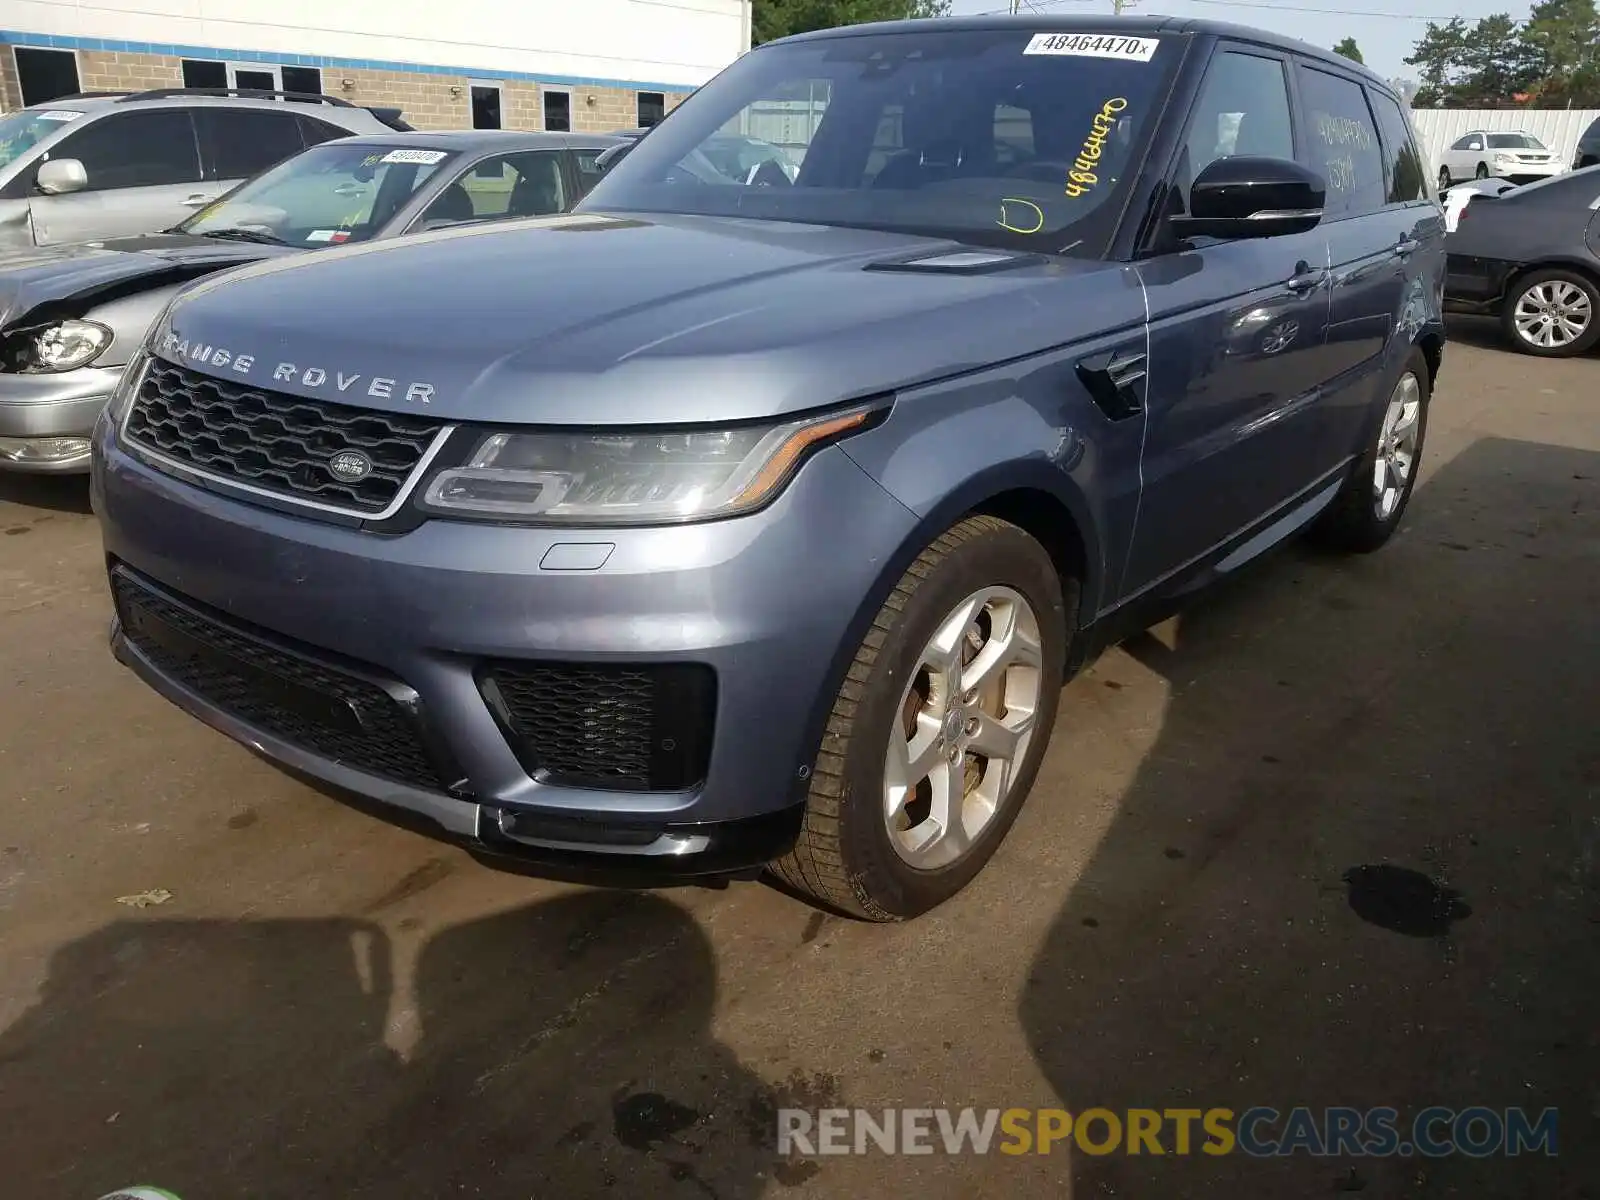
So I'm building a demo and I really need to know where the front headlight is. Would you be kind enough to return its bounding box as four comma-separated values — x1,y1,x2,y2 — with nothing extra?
31,319,112,372
421,402,883,525
1493,152,1514,163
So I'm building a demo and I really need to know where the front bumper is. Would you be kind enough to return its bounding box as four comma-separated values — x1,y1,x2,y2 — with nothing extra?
93,418,919,875
0,364,121,472
1491,164,1564,184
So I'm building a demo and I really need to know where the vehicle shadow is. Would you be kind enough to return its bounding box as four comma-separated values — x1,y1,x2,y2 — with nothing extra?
1019,436,1599,1196
0,892,788,1199
0,472,93,516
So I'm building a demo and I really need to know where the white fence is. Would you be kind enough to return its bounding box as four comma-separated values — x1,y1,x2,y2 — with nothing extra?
1408,108,1600,172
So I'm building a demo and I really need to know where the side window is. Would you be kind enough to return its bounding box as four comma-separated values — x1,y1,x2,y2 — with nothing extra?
1183,50,1294,187
1297,66,1386,219
48,110,201,191
297,115,348,149
196,109,307,181
1369,91,1426,203
1467,135,1484,151
575,149,606,194
1450,135,1473,151
422,150,567,227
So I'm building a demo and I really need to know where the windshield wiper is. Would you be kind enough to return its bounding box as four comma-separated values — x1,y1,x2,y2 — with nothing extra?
196,228,288,245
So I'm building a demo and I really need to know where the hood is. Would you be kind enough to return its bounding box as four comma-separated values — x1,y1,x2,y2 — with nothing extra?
0,234,297,329
156,213,1140,426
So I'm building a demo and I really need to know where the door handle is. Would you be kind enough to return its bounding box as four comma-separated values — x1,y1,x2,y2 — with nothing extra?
1285,267,1328,294
1393,237,1421,257
181,194,211,207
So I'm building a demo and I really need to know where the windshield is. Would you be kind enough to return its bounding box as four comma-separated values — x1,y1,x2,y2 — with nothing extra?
178,143,457,247
1488,133,1545,149
577,27,1182,255
0,108,85,170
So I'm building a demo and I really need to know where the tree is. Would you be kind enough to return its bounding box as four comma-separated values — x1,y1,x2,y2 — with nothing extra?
1406,13,1541,107
1333,37,1364,64
753,0,952,46
1518,0,1600,106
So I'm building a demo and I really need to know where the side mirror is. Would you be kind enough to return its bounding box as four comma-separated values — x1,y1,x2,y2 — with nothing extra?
36,158,88,196
593,141,637,173
1169,156,1325,241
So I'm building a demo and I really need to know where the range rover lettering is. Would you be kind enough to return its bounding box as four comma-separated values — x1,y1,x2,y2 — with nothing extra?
92,16,1446,921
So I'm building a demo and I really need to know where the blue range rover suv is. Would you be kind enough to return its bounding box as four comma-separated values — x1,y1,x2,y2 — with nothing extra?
91,16,1445,920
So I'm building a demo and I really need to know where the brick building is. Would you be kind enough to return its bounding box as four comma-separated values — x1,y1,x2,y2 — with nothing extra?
1,0,752,132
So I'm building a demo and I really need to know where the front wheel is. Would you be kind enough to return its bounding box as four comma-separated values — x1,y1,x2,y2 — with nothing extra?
1475,162,1490,179
1501,267,1600,358
770,515,1069,921
1438,165,1451,189
1309,348,1430,554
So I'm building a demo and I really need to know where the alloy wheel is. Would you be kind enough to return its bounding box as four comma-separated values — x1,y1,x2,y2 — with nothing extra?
1513,279,1593,350
1373,371,1423,522
883,586,1043,870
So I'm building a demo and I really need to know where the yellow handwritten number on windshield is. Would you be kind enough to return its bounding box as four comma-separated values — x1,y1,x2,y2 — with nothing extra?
1067,97,1129,199
998,198,1045,235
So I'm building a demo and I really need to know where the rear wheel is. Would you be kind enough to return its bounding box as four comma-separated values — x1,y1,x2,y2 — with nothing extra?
1310,348,1430,554
771,516,1069,921
1500,267,1600,358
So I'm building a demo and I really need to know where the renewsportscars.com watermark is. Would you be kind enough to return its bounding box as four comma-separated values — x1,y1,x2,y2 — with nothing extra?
777,1106,1559,1158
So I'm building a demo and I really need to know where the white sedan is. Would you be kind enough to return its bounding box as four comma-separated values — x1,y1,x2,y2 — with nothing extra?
1438,131,1566,188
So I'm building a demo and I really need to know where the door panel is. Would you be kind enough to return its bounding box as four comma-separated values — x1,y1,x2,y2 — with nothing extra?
1127,234,1332,596
1121,44,1332,598
28,109,205,243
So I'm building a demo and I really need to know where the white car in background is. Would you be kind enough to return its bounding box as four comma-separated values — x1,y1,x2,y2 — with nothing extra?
1437,130,1565,188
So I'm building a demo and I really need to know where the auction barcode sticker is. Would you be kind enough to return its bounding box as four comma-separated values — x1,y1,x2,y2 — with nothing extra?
37,109,85,122
1023,33,1160,62
381,149,448,165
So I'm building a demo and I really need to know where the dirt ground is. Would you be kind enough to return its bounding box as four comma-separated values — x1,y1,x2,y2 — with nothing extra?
0,320,1595,1200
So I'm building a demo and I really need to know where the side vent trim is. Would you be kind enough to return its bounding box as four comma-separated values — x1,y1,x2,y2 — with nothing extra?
1076,348,1148,421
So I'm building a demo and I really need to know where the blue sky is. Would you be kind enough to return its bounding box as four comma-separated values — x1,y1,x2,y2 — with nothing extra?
947,0,1538,83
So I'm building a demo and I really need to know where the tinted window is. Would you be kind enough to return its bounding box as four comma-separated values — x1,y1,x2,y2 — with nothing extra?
297,115,346,148
182,59,227,89
1450,135,1474,151
1369,90,1426,203
582,28,1183,256
422,150,567,225
51,110,201,190
638,91,666,127
282,65,323,96
15,47,80,106
472,85,502,131
1297,66,1385,218
197,109,307,181
544,90,571,132
575,149,606,193
1184,50,1294,183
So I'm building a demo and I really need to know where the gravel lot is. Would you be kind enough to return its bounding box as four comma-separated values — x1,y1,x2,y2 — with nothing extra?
0,322,1595,1200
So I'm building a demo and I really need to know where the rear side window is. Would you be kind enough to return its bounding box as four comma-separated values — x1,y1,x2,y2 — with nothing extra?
574,149,606,194
196,109,306,181
1297,66,1385,218
49,110,202,190
1368,90,1427,203
298,115,349,148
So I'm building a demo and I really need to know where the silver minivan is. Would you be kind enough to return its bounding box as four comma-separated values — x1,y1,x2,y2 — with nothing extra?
0,88,409,249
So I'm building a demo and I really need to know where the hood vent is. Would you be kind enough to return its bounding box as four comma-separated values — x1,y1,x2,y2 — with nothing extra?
865,249,1040,276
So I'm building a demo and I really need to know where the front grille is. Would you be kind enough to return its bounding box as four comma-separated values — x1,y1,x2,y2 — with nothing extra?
480,662,716,792
124,358,444,513
112,568,456,793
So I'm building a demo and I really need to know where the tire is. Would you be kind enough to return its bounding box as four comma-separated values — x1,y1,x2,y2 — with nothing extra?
770,515,1070,921
1438,165,1451,189
1499,266,1600,358
1475,162,1489,179
1309,347,1430,554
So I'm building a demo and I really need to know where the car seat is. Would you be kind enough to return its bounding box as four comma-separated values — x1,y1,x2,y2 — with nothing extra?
508,162,565,216
426,181,477,224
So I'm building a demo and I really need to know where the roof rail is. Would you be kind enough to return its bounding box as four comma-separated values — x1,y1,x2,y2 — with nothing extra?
117,86,359,108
